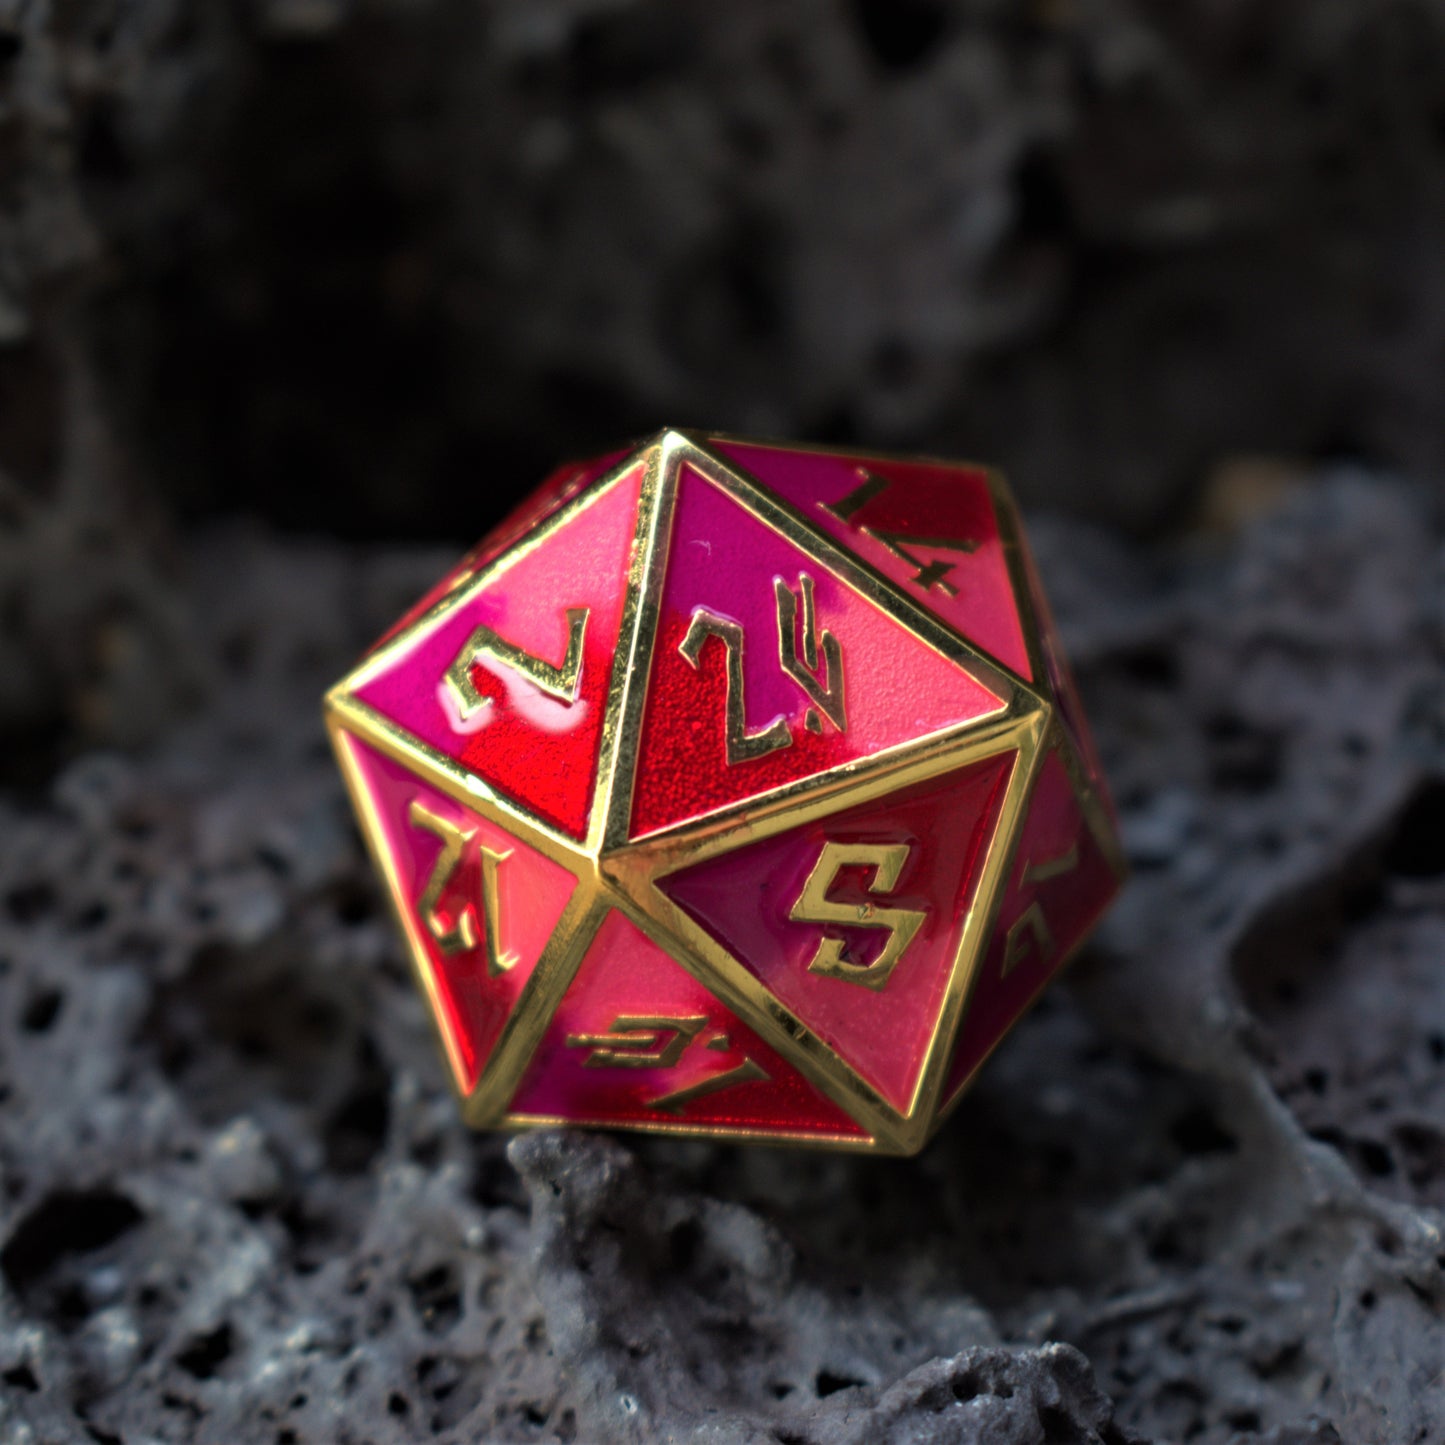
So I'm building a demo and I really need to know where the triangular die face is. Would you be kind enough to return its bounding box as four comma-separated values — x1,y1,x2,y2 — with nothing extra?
660,751,1015,1114
629,462,1005,839
943,747,1120,1109
338,733,577,1093
506,910,867,1141
711,440,1031,681
352,462,646,839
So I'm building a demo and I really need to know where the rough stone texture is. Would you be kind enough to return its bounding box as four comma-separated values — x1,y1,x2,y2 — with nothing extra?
0,471,1440,1443
6,0,1445,540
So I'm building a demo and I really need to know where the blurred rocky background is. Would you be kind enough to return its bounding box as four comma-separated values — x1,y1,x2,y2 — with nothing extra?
1,1,1444,1442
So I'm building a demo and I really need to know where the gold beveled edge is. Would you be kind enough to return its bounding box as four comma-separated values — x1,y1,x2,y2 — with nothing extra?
929,893,1114,1133
500,1111,886,1153
596,430,684,853
604,712,1047,1152
927,723,1127,1134
682,427,1046,693
894,706,1049,1149
329,718,472,1095
328,712,615,1126
461,890,612,1127
700,427,1001,480
330,442,654,701
598,431,1047,854
983,470,1127,885
595,878,914,1152
325,692,593,869
323,440,661,861
608,701,1036,877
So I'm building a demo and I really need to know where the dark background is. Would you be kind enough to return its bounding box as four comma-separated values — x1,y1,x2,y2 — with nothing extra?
6,0,1445,546
3,6,1445,1444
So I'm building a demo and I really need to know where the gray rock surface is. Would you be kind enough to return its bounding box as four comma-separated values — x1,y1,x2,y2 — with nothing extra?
0,470,1441,1442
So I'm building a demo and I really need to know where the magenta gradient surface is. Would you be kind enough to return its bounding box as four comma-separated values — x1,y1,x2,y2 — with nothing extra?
340,733,576,1092
629,463,1003,838
943,747,1117,1103
356,463,644,839
506,909,866,1136
712,439,1031,680
661,750,1015,1112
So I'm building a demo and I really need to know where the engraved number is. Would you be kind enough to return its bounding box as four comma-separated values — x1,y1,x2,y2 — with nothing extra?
1000,843,1080,977
679,572,846,766
565,1016,771,1114
444,607,589,723
825,469,977,596
790,842,927,991
408,800,517,976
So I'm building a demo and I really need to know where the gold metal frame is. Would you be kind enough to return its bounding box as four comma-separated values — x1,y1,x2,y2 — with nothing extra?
324,429,1122,1155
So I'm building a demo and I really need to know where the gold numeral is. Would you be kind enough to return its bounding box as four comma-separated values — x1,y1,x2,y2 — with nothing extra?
775,574,846,732
825,469,977,596
565,1017,770,1113
407,800,517,976
648,1058,769,1114
565,1015,708,1069
679,571,846,766
1000,843,1080,977
790,842,926,991
678,614,792,764
444,607,589,723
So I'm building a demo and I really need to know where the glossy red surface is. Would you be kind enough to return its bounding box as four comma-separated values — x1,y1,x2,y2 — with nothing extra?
340,733,576,1092
943,747,1120,1106
356,463,645,838
711,440,1031,679
661,751,1014,1112
629,463,1004,839
335,433,1124,1149
507,909,867,1139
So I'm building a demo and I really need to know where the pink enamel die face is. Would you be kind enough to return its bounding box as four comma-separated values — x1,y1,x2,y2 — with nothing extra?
325,431,1124,1154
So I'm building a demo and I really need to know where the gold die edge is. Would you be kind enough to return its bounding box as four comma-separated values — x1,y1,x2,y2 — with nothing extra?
984,467,1127,884
330,439,658,705
323,427,1122,1153
327,717,471,1098
895,708,1049,1147
461,891,612,1128
680,430,1044,701
595,431,687,855
324,692,592,867
927,724,1127,1135
602,710,1047,1154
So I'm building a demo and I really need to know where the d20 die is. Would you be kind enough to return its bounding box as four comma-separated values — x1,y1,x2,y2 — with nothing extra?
325,430,1124,1153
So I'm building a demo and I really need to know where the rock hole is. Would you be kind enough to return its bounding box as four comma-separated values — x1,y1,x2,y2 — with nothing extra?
668,1218,702,1272
6,882,56,923
1385,779,1445,877
814,1368,865,1397
0,1189,144,1299
851,0,947,69
2,1363,38,1391
1169,1105,1239,1156
21,987,63,1033
175,1323,234,1380
323,1037,390,1174
407,1263,462,1335
1040,1404,1079,1442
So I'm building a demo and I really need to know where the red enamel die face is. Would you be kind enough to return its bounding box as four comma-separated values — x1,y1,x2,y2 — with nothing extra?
325,431,1124,1153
